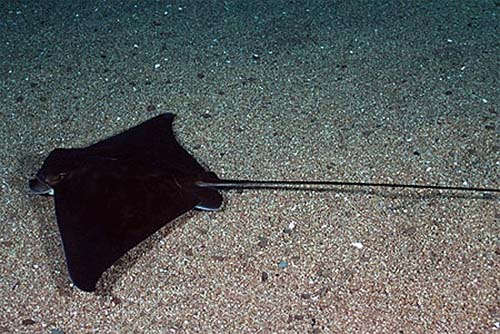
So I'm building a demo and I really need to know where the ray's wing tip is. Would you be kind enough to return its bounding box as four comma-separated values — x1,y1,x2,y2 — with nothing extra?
70,275,99,292
149,112,176,128
161,112,176,120
67,265,101,292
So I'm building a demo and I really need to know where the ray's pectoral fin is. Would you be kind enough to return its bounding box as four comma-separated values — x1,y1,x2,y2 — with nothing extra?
30,113,228,292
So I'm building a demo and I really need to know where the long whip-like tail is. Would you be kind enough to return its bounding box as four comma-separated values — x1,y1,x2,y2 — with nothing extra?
196,179,499,193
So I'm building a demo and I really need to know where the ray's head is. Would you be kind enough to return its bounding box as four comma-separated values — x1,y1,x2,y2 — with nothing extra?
29,148,81,195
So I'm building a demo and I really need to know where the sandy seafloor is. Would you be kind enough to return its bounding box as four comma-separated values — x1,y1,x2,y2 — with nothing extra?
0,0,498,333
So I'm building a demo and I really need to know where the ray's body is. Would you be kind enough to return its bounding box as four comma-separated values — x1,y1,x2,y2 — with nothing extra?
29,113,498,292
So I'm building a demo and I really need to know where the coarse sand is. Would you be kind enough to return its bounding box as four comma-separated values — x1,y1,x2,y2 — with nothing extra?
0,1,498,333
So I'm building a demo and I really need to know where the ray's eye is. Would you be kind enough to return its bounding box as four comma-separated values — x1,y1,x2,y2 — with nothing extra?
46,173,67,185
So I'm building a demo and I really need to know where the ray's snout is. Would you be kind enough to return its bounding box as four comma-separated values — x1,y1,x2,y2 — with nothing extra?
28,168,68,195
29,148,73,196
29,175,54,195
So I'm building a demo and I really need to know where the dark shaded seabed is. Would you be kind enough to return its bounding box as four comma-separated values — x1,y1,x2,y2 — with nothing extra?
0,0,498,333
